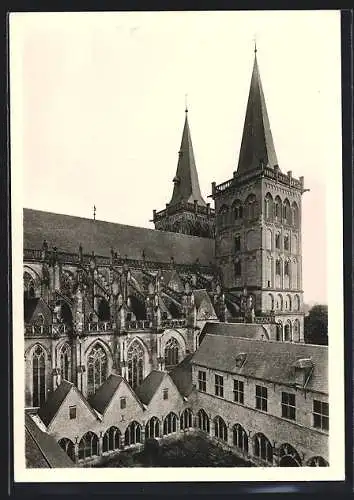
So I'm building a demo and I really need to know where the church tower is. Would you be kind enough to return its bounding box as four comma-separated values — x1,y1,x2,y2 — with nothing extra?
211,48,306,342
153,108,215,238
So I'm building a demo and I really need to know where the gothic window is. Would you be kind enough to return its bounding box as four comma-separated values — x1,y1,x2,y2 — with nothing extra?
279,443,302,466
307,456,328,467
284,321,292,341
58,437,75,462
214,416,227,441
277,294,283,311
97,297,110,321
292,202,299,227
163,412,178,435
293,319,300,342
124,421,142,446
268,294,274,311
276,259,281,276
234,260,241,278
78,431,99,460
180,408,193,430
283,199,291,223
219,205,229,226
246,194,257,219
24,271,36,299
232,200,243,221
284,235,289,251
145,417,160,439
87,344,108,396
275,233,281,249
127,340,144,390
197,409,210,433
284,261,290,276
164,337,179,369
233,424,248,453
254,433,273,463
264,193,273,220
103,426,121,453
274,196,282,220
276,322,283,341
32,345,46,407
60,343,71,381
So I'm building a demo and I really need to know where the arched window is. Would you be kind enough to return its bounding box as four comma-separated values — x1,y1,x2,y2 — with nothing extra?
145,417,160,439
245,194,257,219
292,202,299,227
284,321,292,341
219,205,229,226
163,412,178,435
78,431,99,460
164,337,179,369
58,437,75,462
103,426,121,453
276,322,283,341
293,319,300,342
32,345,46,407
294,294,300,311
254,433,273,463
279,443,302,466
232,200,243,221
127,340,144,390
307,456,329,467
180,408,193,430
125,421,142,446
277,294,283,311
60,343,71,381
274,196,282,220
283,199,291,224
197,409,210,433
284,235,290,251
276,259,281,276
97,297,110,321
275,232,281,249
268,293,274,311
214,416,228,441
284,261,290,277
24,271,36,299
232,424,248,453
286,294,292,311
87,344,108,396
264,193,273,220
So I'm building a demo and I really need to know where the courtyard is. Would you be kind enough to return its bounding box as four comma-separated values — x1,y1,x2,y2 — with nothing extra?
98,434,254,468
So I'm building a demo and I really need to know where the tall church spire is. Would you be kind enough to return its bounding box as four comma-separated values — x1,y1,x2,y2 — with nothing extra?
170,109,206,207
236,50,278,174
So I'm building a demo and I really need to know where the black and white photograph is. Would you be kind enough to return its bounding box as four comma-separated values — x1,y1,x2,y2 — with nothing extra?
10,10,344,482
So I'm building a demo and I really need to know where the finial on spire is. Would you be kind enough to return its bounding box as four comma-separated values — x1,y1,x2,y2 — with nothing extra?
253,35,257,54
93,205,96,221
185,93,188,113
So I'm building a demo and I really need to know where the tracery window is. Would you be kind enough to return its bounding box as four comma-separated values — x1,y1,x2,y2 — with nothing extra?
60,343,71,381
87,344,108,396
124,421,142,446
32,345,46,407
127,340,144,390
163,412,178,435
78,431,99,460
197,409,210,433
233,424,248,453
145,417,160,439
164,337,179,369
58,437,75,462
214,416,228,441
103,426,121,453
24,271,36,299
180,408,193,430
254,433,273,463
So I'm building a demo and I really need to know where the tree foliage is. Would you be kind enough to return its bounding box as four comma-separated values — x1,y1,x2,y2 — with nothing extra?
304,304,328,345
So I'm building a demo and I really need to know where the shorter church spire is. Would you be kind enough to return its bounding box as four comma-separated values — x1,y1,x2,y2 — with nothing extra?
236,48,279,174
169,107,206,207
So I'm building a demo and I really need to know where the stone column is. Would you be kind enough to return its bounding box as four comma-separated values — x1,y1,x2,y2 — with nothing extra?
140,424,146,445
74,438,80,464
119,433,125,450
98,432,104,456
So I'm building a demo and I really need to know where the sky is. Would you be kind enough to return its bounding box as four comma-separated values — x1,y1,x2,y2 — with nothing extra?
10,10,342,305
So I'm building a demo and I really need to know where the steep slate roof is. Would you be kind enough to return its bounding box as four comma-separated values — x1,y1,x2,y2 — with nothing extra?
135,370,166,405
25,413,75,468
199,321,269,340
89,374,124,415
24,298,40,323
169,353,194,397
169,110,206,207
236,52,279,174
37,380,73,427
191,335,328,394
23,208,214,265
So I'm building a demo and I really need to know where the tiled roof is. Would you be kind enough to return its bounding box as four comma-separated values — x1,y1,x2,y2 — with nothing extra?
23,208,215,265
169,111,206,207
199,321,269,340
135,370,166,405
191,335,328,394
236,53,279,174
89,374,123,415
25,413,75,468
169,354,194,397
37,380,73,427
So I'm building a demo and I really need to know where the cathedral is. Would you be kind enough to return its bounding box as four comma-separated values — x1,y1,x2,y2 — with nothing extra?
24,50,328,468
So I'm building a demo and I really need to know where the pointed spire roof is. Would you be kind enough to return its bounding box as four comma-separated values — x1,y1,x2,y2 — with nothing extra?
169,109,206,207
236,51,279,174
